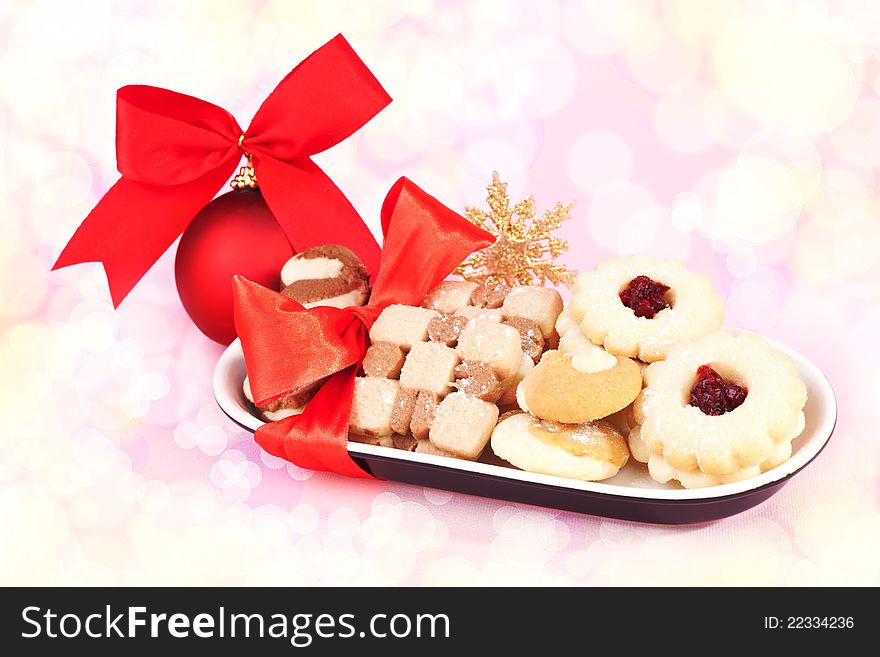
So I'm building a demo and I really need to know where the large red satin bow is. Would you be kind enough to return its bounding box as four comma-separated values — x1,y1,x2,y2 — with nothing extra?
233,178,494,478
53,34,390,306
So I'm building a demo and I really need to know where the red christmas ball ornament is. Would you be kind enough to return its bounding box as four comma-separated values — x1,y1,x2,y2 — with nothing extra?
175,182,293,344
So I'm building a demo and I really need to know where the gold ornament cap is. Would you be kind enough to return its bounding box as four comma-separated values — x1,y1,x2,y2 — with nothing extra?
231,134,258,190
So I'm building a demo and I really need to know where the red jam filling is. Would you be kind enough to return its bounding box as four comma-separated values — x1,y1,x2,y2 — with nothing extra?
619,275,670,319
689,364,747,416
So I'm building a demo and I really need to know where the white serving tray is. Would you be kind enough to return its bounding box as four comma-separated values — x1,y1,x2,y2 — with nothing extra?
213,330,836,523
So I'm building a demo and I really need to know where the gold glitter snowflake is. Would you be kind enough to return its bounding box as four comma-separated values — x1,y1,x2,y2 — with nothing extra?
455,171,576,287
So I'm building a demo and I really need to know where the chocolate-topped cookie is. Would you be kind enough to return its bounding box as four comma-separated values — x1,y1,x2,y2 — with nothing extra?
280,244,370,309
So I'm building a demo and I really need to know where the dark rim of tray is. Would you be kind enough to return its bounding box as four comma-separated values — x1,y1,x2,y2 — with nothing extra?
218,399,836,507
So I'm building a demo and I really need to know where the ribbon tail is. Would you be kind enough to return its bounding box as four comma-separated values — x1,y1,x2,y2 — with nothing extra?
254,365,373,479
53,163,237,307
255,155,381,277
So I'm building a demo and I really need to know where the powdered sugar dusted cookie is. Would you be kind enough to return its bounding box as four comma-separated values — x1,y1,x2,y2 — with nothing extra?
349,376,400,438
471,281,511,309
630,331,807,488
427,313,469,346
390,387,418,436
399,342,460,397
370,305,439,351
429,391,499,459
280,245,370,309
414,438,459,458
453,360,504,402
342,283,569,459
453,305,503,324
410,391,439,441
503,316,544,362
422,281,479,314
491,413,629,481
362,342,406,378
571,256,724,362
500,286,563,337
456,320,523,380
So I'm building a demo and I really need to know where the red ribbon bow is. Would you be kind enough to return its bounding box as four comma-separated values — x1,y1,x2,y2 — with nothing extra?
53,34,390,306
233,178,494,478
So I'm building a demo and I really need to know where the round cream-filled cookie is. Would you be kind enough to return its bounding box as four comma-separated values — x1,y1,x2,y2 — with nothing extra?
571,256,724,362
631,330,807,488
280,244,370,309
491,413,629,481
518,345,642,424
243,375,315,422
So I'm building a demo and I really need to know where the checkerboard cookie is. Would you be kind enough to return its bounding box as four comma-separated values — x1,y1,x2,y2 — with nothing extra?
348,281,563,456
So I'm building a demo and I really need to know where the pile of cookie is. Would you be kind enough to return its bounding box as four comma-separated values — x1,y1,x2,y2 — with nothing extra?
351,280,562,459
244,247,809,489
560,256,807,488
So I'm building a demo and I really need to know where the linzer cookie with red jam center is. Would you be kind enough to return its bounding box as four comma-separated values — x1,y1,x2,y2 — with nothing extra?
346,280,563,459
570,255,724,362
280,244,370,309
627,331,807,488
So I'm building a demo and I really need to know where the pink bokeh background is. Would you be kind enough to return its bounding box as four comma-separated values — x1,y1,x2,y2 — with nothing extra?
2,0,879,585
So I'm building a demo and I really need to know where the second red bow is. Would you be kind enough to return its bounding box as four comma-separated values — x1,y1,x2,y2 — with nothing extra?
54,34,390,306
